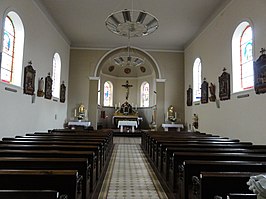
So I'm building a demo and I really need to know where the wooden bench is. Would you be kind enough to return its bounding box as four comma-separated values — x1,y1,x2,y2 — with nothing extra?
0,149,97,194
171,152,266,197
0,157,90,199
199,172,258,199
0,190,60,199
182,160,266,199
0,169,82,199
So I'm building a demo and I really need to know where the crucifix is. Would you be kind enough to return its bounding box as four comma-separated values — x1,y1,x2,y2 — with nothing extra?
122,80,133,100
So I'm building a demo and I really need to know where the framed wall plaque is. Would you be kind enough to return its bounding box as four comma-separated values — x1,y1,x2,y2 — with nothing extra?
44,73,52,99
23,61,36,95
201,78,208,104
254,48,266,94
219,68,230,101
186,86,192,106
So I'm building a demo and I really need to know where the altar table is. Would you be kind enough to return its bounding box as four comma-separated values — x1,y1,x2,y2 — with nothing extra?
162,123,184,132
117,121,138,132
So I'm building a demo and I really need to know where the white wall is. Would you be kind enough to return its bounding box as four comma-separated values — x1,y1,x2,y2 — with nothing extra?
0,0,70,137
184,0,266,144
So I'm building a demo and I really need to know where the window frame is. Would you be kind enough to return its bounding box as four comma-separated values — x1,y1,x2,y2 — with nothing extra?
1,11,24,87
103,81,113,107
232,21,254,93
52,52,61,99
193,57,202,102
140,81,149,107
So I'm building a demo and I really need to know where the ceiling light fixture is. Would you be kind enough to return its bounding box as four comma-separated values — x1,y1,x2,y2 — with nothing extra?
105,9,159,38
114,54,144,67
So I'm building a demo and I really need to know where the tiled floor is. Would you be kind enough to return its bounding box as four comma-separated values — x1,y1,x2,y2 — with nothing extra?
98,137,168,199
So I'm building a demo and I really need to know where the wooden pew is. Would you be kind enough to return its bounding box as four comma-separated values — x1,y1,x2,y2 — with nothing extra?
163,145,266,182
171,152,266,198
0,190,60,199
0,169,82,199
199,172,258,199
0,143,102,182
182,160,266,199
0,139,106,175
0,149,97,194
226,193,257,199
0,157,90,199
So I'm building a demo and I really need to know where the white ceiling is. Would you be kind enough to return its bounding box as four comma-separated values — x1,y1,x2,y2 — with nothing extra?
35,0,230,51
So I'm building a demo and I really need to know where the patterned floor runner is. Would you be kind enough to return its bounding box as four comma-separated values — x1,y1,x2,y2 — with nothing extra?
98,143,168,199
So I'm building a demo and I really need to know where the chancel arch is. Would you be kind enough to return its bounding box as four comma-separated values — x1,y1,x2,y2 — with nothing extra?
88,46,165,130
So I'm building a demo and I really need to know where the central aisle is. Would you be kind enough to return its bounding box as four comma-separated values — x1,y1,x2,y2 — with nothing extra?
98,137,168,199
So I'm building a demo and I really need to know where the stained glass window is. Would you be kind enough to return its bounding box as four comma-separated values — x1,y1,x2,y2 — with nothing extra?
240,26,253,90
193,58,201,102
104,81,113,106
1,11,24,86
1,16,15,83
232,21,253,93
141,82,149,107
52,53,61,98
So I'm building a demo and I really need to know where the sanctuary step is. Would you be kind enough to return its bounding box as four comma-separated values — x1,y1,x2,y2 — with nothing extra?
112,129,142,137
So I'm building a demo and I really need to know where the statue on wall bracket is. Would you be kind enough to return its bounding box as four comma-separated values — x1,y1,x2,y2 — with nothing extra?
254,48,266,94
60,81,66,103
209,82,216,102
23,61,36,95
219,67,230,101
186,85,192,106
44,72,53,99
201,78,208,104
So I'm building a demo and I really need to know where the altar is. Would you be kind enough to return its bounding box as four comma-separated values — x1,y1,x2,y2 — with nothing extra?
162,123,184,132
117,120,138,132
112,100,143,130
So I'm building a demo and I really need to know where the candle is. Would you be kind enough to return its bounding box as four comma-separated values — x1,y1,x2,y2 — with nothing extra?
175,112,177,119
74,109,77,117
119,102,120,108
115,104,117,109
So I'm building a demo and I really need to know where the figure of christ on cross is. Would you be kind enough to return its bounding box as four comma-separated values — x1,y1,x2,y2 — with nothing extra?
122,80,133,100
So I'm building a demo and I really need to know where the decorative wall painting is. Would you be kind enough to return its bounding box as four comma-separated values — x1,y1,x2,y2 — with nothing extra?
254,48,266,94
219,68,230,101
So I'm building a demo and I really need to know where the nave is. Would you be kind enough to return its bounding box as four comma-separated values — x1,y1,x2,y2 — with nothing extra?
98,137,168,199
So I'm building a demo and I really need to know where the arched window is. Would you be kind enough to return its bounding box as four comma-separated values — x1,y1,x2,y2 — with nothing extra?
232,21,253,93
140,81,149,107
193,58,201,102
1,11,24,86
52,53,61,98
104,81,113,106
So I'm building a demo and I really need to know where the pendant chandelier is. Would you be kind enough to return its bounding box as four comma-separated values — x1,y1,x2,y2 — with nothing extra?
105,4,159,38
114,46,144,67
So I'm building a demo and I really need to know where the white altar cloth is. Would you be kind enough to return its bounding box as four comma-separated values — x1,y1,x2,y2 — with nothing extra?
68,121,91,127
162,123,184,132
117,121,138,132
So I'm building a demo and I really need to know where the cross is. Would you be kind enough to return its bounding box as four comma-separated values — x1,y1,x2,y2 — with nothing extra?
122,80,133,100
260,48,266,55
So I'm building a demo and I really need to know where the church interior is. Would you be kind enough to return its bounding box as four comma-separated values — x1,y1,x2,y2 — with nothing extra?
1,0,266,198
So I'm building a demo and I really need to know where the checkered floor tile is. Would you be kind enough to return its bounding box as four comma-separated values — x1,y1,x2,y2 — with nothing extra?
98,138,168,199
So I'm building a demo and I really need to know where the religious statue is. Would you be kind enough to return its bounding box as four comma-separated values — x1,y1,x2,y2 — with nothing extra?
74,103,87,120
209,82,216,102
192,113,199,129
167,105,177,123
122,80,133,100
247,174,266,199
37,77,44,97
